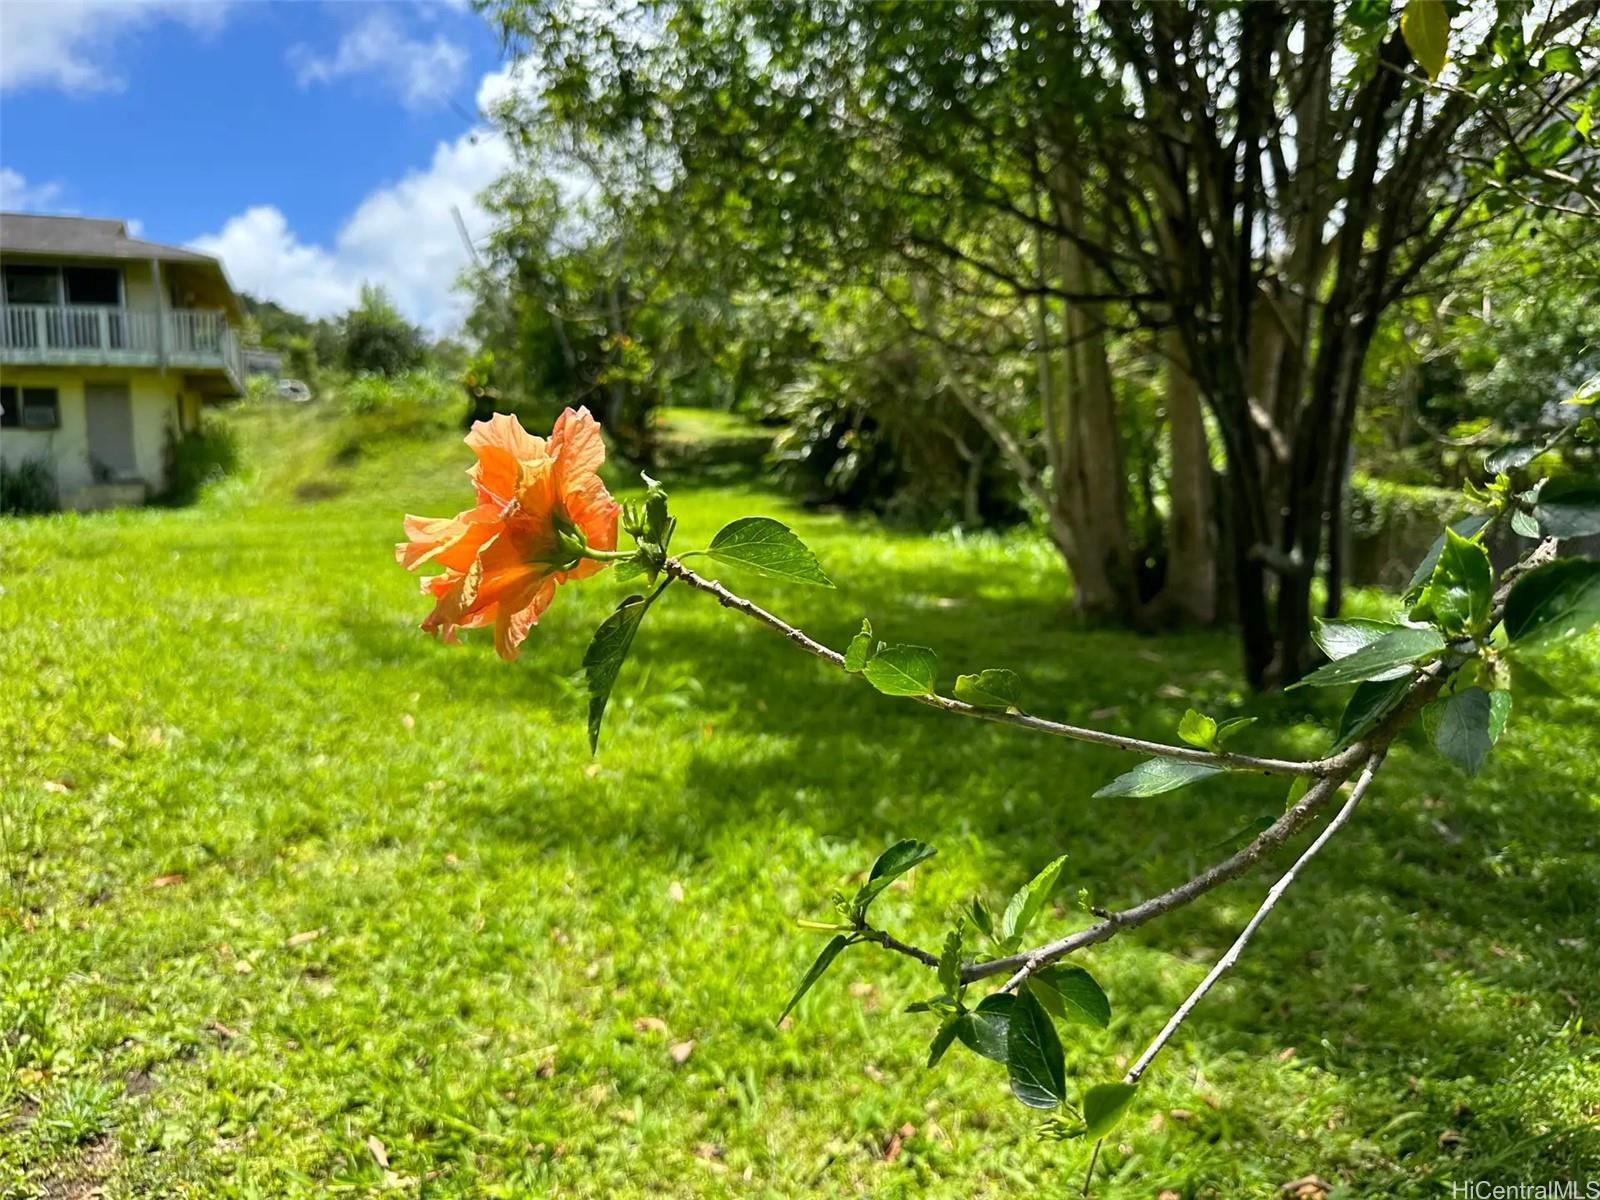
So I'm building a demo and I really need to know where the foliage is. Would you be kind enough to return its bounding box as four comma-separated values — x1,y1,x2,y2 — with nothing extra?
0,458,57,515
482,0,1600,686
341,284,426,378
162,417,241,506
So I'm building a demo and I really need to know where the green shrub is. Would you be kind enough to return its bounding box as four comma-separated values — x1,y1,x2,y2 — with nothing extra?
164,418,241,506
0,459,57,515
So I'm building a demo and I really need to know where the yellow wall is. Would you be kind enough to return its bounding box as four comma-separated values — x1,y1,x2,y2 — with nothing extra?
121,260,160,308
0,366,186,508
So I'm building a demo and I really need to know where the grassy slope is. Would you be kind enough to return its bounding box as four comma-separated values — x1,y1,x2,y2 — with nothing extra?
2,401,1597,1198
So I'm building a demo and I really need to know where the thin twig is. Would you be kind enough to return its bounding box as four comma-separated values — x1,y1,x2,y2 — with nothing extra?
661,557,1327,778
1122,752,1384,1086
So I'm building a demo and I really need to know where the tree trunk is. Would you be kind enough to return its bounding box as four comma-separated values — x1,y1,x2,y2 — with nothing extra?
1053,173,1138,618
1159,331,1217,625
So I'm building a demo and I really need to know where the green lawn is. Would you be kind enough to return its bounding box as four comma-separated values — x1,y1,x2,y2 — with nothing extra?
2,403,1597,1198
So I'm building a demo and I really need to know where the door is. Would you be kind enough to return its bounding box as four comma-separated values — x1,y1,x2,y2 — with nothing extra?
85,384,137,481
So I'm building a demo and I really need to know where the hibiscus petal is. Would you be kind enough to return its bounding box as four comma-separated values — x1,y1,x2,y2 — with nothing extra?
493,577,558,661
550,406,606,480
467,413,546,506
397,505,503,571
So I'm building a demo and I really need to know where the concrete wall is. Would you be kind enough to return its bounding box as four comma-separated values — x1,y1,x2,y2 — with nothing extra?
0,366,185,508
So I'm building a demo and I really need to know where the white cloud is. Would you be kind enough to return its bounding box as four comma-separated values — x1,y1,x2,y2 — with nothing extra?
289,12,468,111
0,167,65,211
0,0,229,94
191,117,513,334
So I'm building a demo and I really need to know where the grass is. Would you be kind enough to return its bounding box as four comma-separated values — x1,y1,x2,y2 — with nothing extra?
2,399,1597,1198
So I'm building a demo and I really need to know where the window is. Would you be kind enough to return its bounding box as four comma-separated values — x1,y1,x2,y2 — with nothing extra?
0,386,60,430
3,265,60,305
63,267,121,307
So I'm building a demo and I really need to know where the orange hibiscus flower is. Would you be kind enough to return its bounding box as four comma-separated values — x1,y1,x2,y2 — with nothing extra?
396,408,620,660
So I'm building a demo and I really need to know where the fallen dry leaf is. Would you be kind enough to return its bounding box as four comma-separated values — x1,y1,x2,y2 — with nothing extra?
667,880,685,903
536,1058,555,1079
1280,1176,1331,1200
103,732,127,750
149,874,185,889
693,1142,724,1161
1277,1046,1297,1062
882,1122,916,1163
366,1134,389,1168
400,713,415,731
1159,1191,1181,1200
668,1040,695,1065
1168,1108,1195,1122
286,928,324,948
208,1020,239,1041
41,779,72,794
633,1016,669,1035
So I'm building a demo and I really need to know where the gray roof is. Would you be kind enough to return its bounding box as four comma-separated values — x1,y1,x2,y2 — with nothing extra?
0,212,219,265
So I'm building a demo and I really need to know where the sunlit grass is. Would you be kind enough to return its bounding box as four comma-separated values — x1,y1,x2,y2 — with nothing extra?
1,403,1596,1197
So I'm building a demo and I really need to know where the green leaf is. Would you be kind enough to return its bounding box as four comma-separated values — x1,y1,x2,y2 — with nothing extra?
1333,675,1412,750
955,993,1013,1064
852,839,936,919
778,934,849,1023
1005,989,1066,1110
583,595,650,754
953,668,1021,710
1532,477,1600,538
1428,687,1511,776
1487,425,1574,475
1000,855,1068,943
968,897,994,939
1487,442,1543,475
843,619,876,672
1313,617,1409,664
863,644,938,696
1511,507,1542,538
1177,709,1218,751
1504,558,1600,645
1539,45,1582,74
705,516,833,586
937,924,965,999
927,1017,960,1068
1029,965,1110,1030
1404,516,1491,603
1410,528,1493,636
1401,0,1449,79
1292,628,1446,689
1082,1082,1139,1139
1213,716,1258,747
1093,758,1221,799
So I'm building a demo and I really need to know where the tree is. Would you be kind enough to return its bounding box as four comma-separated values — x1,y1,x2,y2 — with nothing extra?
481,0,1600,684
342,284,426,377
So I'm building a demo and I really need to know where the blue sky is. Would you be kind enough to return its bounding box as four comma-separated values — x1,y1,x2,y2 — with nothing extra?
0,1,520,331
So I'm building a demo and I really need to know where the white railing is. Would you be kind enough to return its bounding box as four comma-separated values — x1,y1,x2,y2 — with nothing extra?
0,303,244,386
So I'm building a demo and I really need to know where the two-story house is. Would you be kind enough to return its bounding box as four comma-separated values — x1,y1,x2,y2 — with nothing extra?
0,212,247,510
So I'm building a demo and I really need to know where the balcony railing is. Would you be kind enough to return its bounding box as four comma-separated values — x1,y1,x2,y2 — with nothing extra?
0,303,244,389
